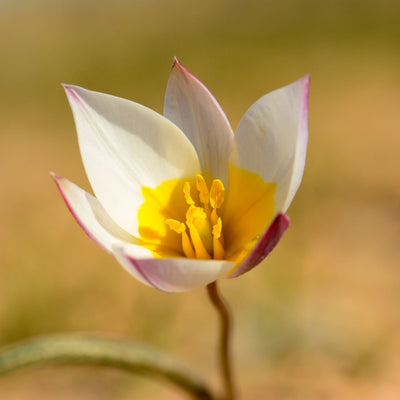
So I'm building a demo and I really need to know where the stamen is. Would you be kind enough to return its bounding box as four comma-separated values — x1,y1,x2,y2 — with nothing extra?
186,205,206,224
210,179,225,209
166,219,195,258
212,217,225,260
183,182,195,205
186,205,213,254
164,174,226,260
196,174,210,205
212,217,222,239
211,208,218,226
165,219,185,234
182,230,196,258
188,225,211,259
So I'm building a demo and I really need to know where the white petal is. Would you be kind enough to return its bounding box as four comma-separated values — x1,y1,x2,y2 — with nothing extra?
63,84,201,236
52,173,134,253
164,59,234,185
113,243,235,293
112,243,157,288
230,76,309,212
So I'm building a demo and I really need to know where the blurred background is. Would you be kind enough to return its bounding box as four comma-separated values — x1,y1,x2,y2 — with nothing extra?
1,0,400,398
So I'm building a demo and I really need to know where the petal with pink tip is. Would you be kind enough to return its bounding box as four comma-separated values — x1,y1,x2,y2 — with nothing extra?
230,76,309,213
164,59,234,186
111,243,159,288
63,84,201,237
113,243,235,292
52,173,136,254
227,213,290,278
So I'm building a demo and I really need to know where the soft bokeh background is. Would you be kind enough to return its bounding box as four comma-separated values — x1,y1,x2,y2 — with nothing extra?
1,0,400,398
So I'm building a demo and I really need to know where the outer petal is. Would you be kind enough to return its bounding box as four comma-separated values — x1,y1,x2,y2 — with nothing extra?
113,243,235,293
230,76,309,213
164,59,234,185
226,213,290,278
53,173,156,287
63,84,201,236
52,173,135,254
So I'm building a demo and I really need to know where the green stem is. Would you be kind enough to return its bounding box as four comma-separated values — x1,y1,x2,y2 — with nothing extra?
207,281,236,400
0,333,215,400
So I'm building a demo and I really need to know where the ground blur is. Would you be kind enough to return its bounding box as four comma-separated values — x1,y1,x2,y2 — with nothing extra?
0,0,400,399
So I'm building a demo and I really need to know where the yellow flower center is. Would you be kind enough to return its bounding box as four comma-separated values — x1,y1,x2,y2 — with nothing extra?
165,175,225,260
138,166,277,267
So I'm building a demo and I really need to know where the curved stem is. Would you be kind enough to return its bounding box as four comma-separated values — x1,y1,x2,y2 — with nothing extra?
207,281,236,400
0,333,215,400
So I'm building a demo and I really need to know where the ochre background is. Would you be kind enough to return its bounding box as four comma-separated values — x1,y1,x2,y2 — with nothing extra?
1,1,400,398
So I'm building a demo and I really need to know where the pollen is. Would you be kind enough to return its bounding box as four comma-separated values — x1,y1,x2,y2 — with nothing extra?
166,174,225,260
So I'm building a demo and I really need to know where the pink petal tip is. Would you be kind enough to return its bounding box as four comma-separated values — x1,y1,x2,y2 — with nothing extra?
227,213,290,278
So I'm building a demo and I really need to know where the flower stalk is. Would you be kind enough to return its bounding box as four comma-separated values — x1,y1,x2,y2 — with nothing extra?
0,333,215,400
207,281,236,400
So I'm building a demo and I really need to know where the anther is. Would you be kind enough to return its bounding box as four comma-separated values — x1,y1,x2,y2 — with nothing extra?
210,179,225,209
196,174,210,205
165,219,186,234
183,182,194,205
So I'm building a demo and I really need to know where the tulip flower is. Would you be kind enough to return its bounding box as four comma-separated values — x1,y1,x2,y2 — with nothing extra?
53,59,309,293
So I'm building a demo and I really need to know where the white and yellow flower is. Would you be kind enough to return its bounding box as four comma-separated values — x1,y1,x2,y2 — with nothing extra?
52,59,309,293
